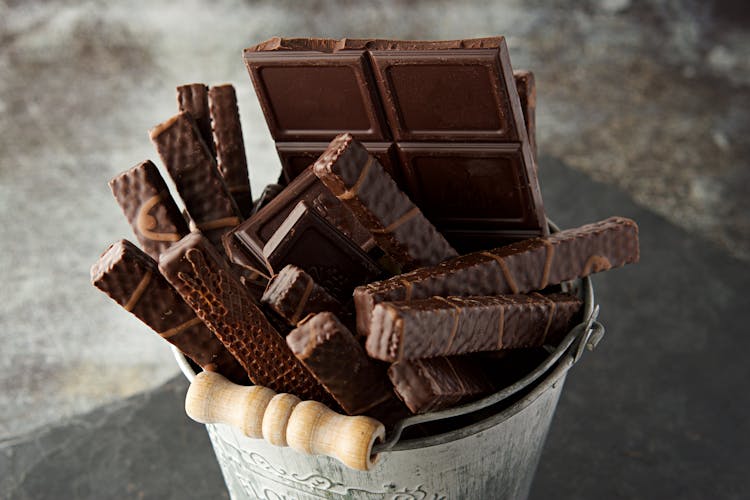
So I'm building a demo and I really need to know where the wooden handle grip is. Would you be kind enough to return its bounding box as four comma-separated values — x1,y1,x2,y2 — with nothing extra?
184,371,385,471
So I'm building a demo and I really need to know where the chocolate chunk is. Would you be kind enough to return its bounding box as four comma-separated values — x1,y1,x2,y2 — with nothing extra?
354,217,639,335
262,201,382,302
108,160,189,260
514,70,536,162
208,84,253,218
261,265,346,326
177,84,214,156
313,134,457,271
230,167,374,267
149,112,241,247
287,312,397,415
367,292,583,361
388,355,496,414
244,46,389,141
91,240,247,384
158,232,331,403
220,231,269,300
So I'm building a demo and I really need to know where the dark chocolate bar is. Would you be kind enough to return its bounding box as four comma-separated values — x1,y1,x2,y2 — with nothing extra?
91,240,247,384
208,84,253,218
367,292,582,361
108,160,189,260
388,356,495,414
230,167,374,267
261,265,345,326
158,232,331,403
287,312,396,415
177,84,214,156
354,217,639,335
514,70,536,161
149,112,241,247
313,134,457,270
262,201,382,302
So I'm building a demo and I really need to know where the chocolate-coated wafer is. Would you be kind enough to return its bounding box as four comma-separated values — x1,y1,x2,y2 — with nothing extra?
313,134,457,271
158,232,331,403
209,84,253,218
388,356,495,414
108,160,189,260
262,265,345,326
177,83,214,156
287,312,397,415
91,239,247,384
354,217,639,335
262,201,382,302
150,112,241,247
367,292,582,361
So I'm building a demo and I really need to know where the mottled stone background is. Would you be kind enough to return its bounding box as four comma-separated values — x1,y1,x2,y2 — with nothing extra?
1,0,748,442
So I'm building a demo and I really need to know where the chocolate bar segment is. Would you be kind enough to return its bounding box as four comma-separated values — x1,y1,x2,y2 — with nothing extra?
230,167,373,266
313,134,457,270
91,240,247,384
367,292,583,361
262,265,346,326
150,112,241,247
514,70,536,161
396,142,545,253
209,84,253,218
243,48,389,141
287,312,396,415
354,217,639,335
262,201,382,302
108,160,189,260
177,84,214,156
158,232,331,403
388,356,495,414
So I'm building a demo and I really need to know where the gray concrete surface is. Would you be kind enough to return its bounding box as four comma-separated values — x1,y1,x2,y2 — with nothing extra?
2,157,748,499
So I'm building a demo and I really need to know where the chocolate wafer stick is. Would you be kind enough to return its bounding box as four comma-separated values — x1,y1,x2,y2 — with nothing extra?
313,134,457,271
514,70,536,161
159,232,332,404
209,84,253,218
388,356,495,414
177,83,214,156
287,312,397,415
367,293,582,362
150,112,241,247
262,265,345,326
108,160,189,260
91,240,247,384
354,216,639,335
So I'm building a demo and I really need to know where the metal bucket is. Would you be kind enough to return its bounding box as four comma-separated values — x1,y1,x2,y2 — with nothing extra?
173,245,604,499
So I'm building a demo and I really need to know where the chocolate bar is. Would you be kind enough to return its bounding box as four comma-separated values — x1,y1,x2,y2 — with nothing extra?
287,312,396,415
245,36,546,253
388,356,495,414
158,232,331,403
91,240,247,384
208,84,253,218
177,84,214,156
261,265,345,326
149,112,241,247
367,292,583,361
313,134,457,270
262,201,382,302
230,167,374,267
108,160,189,260
354,217,639,335
514,70,536,161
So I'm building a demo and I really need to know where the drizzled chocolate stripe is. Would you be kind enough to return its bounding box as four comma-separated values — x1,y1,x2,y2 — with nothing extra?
354,216,639,336
366,293,582,362
150,112,241,247
209,84,253,218
313,134,457,271
158,232,332,404
109,160,189,260
90,240,247,384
